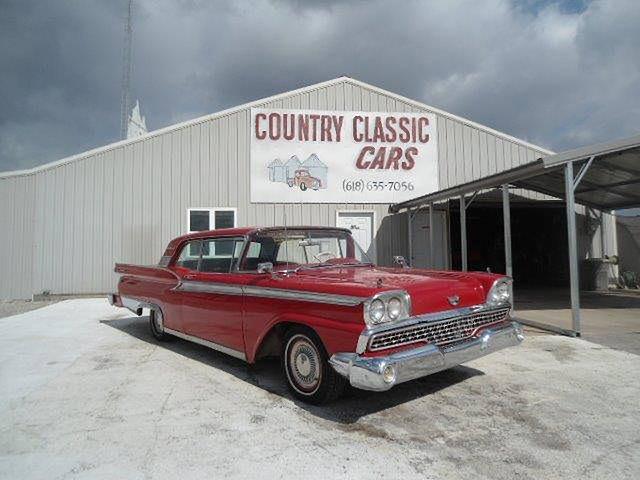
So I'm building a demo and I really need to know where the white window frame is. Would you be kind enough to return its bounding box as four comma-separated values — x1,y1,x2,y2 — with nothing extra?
186,207,238,233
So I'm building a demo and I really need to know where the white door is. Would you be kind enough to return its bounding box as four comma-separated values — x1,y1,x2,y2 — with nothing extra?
336,212,375,262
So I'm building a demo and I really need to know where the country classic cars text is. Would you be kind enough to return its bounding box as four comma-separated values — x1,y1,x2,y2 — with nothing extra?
254,111,432,170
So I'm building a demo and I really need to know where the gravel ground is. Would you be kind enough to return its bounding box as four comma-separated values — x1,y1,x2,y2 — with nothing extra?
0,299,638,480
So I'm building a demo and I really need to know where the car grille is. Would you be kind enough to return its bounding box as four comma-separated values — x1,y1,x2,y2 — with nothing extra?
368,307,510,351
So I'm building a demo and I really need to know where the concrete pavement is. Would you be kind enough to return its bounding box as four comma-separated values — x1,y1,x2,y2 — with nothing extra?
0,299,638,479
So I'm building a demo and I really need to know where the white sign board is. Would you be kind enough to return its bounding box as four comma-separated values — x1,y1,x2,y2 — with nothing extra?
250,108,438,203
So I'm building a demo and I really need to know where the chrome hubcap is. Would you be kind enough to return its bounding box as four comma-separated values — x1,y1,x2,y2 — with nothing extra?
287,336,321,394
295,351,313,377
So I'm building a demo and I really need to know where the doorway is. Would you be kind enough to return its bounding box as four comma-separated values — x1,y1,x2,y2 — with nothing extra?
336,211,376,262
449,201,569,287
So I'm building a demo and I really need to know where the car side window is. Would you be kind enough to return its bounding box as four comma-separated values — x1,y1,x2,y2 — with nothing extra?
199,238,244,273
241,240,275,271
175,240,202,270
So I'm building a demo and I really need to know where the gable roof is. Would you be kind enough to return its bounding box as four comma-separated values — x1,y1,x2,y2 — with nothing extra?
1,76,553,179
303,154,326,167
284,155,302,167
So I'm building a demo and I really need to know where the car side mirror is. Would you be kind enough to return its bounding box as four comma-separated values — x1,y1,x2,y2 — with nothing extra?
257,262,274,274
393,256,409,269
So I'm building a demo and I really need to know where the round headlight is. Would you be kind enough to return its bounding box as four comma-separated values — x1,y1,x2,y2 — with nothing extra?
387,297,402,320
488,279,511,306
369,299,386,324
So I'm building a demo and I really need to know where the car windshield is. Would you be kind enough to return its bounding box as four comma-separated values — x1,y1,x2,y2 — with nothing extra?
240,229,372,271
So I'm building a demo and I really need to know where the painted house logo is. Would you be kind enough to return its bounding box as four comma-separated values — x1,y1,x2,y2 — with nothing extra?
268,154,328,191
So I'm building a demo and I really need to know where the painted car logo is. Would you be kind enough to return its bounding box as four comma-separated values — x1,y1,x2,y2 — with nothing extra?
448,295,460,306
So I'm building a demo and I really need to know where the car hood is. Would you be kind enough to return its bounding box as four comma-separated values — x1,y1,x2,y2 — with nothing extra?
289,266,492,315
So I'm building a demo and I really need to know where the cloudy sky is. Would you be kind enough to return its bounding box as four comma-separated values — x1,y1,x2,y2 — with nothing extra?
1,0,639,171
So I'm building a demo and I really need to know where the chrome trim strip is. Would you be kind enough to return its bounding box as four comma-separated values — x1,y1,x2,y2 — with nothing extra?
176,281,244,295
164,327,246,361
242,286,364,306
175,280,365,306
355,303,511,354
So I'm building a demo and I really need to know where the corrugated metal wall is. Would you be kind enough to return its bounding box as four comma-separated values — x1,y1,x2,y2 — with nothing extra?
0,79,562,299
0,175,36,299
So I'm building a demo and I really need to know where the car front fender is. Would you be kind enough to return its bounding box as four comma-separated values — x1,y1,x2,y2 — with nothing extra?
248,312,364,363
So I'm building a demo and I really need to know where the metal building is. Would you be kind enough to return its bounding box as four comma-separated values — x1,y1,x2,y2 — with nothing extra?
0,77,617,300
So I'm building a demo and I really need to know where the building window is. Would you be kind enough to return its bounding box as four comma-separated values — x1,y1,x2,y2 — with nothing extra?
187,208,237,233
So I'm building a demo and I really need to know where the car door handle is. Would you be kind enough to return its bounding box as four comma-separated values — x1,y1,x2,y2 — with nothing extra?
183,274,197,280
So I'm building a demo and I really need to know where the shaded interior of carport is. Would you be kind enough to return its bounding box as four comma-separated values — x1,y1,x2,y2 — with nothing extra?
390,134,640,336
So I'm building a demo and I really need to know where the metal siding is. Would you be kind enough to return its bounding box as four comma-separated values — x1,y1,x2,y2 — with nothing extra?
74,158,85,291
0,79,575,299
0,177,35,299
437,115,448,191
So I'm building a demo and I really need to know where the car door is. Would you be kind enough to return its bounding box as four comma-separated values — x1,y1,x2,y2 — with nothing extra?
178,237,248,354
168,238,204,332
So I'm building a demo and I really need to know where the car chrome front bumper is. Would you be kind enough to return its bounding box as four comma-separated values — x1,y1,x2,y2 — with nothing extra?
329,321,524,392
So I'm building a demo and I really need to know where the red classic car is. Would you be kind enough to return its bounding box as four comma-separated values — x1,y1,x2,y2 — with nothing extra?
110,226,523,404
287,169,322,191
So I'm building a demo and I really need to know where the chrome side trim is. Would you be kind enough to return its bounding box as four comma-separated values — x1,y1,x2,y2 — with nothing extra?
163,327,246,361
242,286,365,306
175,281,366,306
176,281,244,295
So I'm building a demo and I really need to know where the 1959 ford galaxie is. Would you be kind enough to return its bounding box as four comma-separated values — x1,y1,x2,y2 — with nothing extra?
110,226,523,404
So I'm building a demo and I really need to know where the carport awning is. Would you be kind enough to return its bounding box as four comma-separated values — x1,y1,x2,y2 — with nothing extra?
389,133,640,337
390,133,640,213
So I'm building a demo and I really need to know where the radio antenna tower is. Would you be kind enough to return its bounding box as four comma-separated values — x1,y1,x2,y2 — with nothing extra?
119,0,133,140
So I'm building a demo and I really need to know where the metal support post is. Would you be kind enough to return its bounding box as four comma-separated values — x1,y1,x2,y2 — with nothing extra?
460,195,467,271
564,161,581,335
429,203,435,269
502,185,514,307
407,209,413,267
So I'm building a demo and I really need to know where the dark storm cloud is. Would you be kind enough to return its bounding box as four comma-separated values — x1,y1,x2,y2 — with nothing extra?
1,0,639,171
0,0,123,169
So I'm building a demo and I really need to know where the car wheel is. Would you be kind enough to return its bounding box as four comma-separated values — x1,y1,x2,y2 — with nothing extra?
282,326,345,404
149,307,172,341
300,183,307,191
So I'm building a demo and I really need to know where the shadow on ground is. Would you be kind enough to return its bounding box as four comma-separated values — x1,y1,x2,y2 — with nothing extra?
101,315,483,423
